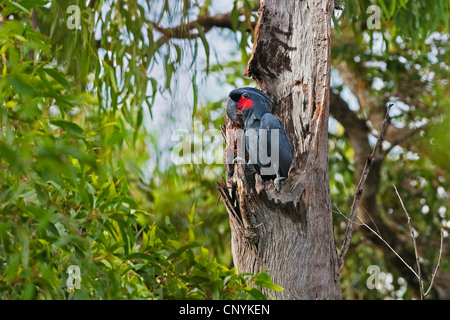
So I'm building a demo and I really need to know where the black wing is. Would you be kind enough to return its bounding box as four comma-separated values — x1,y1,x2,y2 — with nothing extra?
259,113,293,178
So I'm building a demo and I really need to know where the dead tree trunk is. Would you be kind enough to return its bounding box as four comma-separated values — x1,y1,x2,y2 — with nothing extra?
218,0,341,299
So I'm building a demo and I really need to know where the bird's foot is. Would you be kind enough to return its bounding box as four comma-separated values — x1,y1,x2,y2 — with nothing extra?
233,157,254,171
233,157,246,164
274,177,286,192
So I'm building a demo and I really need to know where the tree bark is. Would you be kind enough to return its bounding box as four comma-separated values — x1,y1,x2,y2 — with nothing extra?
218,0,341,299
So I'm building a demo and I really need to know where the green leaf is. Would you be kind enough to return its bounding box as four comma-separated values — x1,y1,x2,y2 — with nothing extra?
245,287,267,300
7,1,31,14
12,0,48,11
136,107,143,129
0,142,20,170
167,242,201,260
117,218,131,256
99,259,112,269
125,252,158,264
40,68,72,93
149,77,158,105
188,203,195,224
252,273,284,292
230,1,239,31
192,70,198,120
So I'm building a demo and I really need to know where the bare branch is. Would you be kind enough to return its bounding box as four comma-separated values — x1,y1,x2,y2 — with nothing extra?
394,184,424,299
150,6,258,41
424,228,445,298
338,104,392,267
30,9,39,30
359,204,381,235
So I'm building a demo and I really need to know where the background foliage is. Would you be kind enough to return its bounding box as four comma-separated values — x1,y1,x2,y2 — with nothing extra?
0,0,448,299
0,0,281,299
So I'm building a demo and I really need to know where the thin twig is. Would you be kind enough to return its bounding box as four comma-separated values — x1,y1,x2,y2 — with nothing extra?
30,9,39,30
338,104,392,267
394,184,424,299
360,204,381,235
424,228,445,298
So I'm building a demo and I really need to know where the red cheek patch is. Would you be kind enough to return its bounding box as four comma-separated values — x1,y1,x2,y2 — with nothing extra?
237,97,253,112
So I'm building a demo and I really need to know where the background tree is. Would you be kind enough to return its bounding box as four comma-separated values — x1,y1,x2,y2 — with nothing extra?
329,1,449,299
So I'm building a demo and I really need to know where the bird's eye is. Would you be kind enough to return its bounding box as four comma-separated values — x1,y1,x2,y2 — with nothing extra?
242,93,249,99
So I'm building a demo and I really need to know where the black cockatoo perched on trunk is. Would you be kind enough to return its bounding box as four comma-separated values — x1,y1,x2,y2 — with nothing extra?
226,87,293,192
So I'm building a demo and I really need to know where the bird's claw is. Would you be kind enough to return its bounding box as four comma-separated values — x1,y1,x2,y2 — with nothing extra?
233,157,246,164
274,177,286,192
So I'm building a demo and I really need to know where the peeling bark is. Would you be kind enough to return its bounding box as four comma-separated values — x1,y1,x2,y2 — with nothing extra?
218,0,341,300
